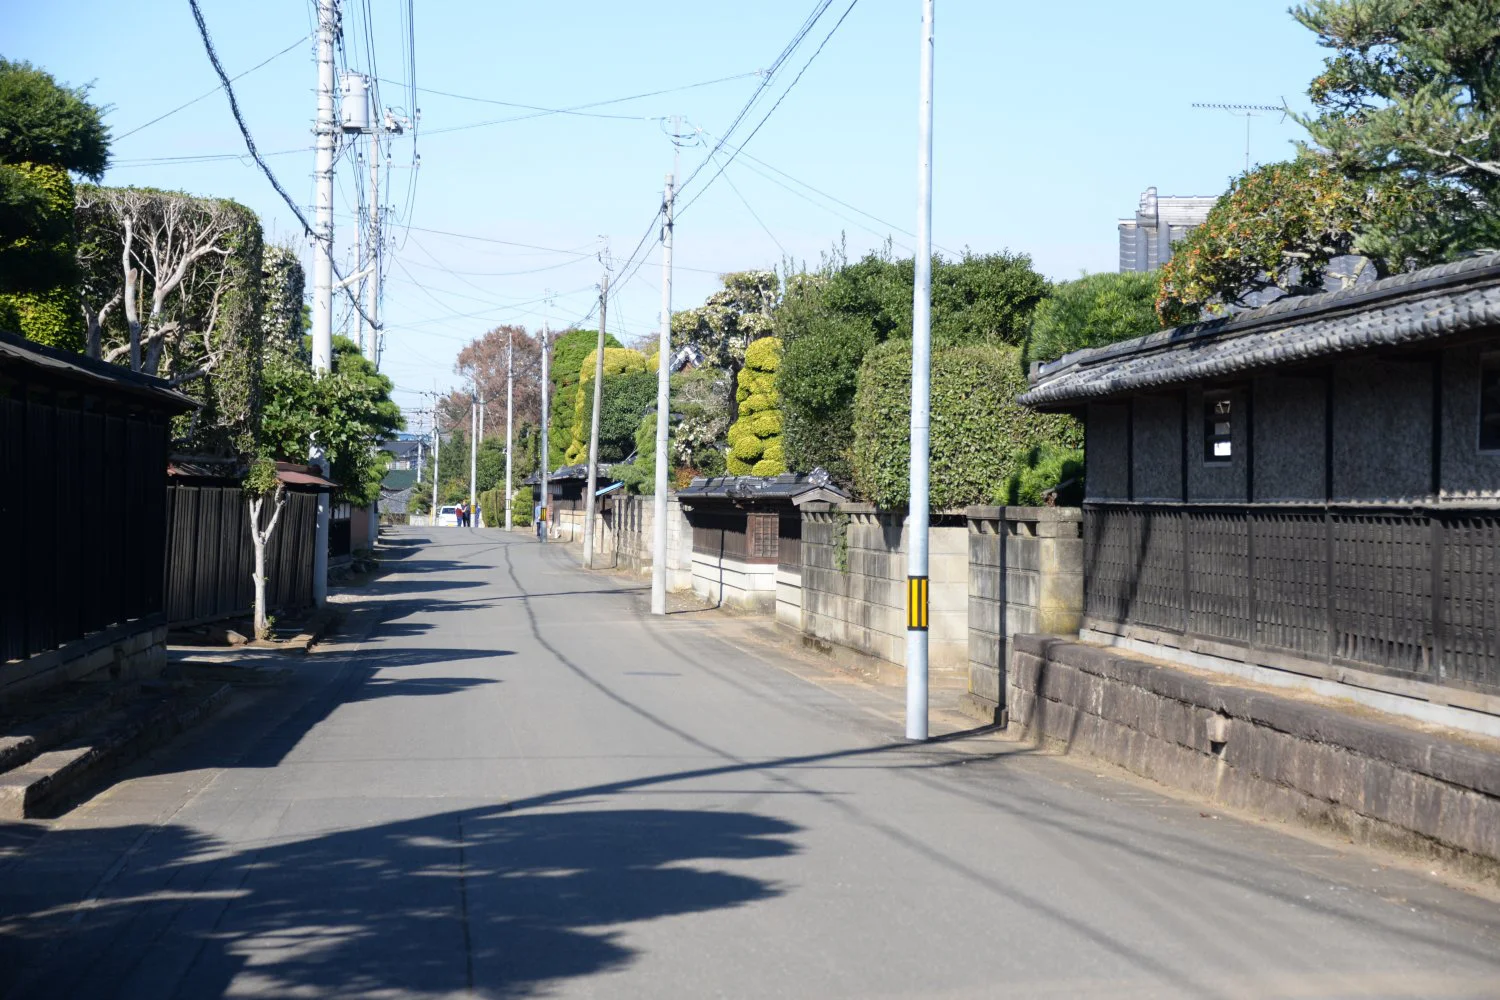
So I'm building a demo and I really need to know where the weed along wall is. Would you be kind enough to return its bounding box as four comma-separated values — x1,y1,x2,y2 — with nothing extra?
798,504,970,675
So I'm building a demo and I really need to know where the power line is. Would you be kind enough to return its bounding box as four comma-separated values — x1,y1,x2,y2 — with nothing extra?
678,0,861,216
187,0,380,332
711,151,787,256
407,71,762,133
114,32,311,142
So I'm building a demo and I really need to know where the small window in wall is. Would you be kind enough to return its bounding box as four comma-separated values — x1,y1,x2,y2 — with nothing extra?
1204,394,1233,463
747,512,780,560
1481,357,1500,453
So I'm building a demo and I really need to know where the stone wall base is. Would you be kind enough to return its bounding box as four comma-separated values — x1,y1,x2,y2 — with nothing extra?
1009,634,1500,883
1,623,168,707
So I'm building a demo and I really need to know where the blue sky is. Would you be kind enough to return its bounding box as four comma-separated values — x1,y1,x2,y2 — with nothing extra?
8,1,1329,416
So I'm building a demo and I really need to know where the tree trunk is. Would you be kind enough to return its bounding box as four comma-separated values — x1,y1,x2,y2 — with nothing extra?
248,489,287,641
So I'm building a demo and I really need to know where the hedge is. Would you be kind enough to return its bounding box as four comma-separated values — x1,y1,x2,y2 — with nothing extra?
1024,271,1159,369
565,346,648,463
725,336,786,476
850,340,1082,509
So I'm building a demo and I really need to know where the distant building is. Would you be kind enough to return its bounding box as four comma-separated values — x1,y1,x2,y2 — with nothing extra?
1118,187,1217,273
380,438,423,471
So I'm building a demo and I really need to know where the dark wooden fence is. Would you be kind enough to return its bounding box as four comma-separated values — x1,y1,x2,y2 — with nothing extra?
163,485,317,626
0,396,170,663
1084,503,1500,696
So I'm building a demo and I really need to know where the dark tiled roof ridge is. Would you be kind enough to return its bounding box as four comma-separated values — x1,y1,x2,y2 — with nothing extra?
1021,251,1500,408
1033,250,1500,383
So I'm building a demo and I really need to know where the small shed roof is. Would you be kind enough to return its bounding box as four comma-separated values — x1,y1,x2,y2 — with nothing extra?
0,329,197,412
275,461,338,489
523,462,621,486
1020,251,1500,410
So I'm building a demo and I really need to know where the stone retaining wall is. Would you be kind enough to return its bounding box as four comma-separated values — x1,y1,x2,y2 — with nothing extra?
1,623,168,707
1009,634,1500,878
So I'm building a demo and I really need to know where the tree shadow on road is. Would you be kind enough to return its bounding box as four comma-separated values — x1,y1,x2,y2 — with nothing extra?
0,804,797,999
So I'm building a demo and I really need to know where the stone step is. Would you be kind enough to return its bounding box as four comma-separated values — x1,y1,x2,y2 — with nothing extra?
0,682,230,820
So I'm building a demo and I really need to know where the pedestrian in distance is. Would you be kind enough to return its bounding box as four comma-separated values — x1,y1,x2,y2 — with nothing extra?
534,501,544,540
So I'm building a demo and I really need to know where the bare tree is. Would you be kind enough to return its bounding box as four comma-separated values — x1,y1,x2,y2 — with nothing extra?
244,458,286,640
75,187,240,374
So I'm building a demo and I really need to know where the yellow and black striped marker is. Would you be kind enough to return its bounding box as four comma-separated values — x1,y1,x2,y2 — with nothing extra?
907,575,929,631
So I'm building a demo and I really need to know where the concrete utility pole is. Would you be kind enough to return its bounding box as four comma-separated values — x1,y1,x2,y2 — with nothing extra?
469,393,478,526
650,174,674,615
539,321,550,543
431,395,440,523
906,0,935,742
583,271,609,567
310,0,339,606
504,328,514,531
366,127,381,367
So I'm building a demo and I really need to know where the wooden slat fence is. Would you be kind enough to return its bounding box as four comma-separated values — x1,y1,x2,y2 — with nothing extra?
1084,504,1500,696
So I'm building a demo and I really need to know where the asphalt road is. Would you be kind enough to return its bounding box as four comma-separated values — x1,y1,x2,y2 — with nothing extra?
2,527,1498,999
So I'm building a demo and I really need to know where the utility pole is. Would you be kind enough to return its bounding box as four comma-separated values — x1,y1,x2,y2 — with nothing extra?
905,0,935,742
469,392,478,527
310,0,338,607
583,270,609,567
650,173,674,615
431,403,440,523
366,126,381,366
539,320,550,543
504,328,514,531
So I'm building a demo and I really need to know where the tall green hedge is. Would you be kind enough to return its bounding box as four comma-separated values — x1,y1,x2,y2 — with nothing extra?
0,162,80,349
850,340,1082,509
725,336,786,476
548,328,620,467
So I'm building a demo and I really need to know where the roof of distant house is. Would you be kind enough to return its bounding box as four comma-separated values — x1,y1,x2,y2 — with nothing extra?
381,439,421,458
1021,251,1500,410
522,463,623,486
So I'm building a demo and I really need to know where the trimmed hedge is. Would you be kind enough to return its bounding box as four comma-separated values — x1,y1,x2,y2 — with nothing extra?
1025,271,1159,369
851,340,1082,509
565,346,648,463
725,336,786,476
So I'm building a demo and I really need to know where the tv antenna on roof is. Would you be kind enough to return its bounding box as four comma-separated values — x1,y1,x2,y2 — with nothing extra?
1192,101,1288,175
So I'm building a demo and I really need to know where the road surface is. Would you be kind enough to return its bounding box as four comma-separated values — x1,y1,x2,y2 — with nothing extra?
1,528,1497,999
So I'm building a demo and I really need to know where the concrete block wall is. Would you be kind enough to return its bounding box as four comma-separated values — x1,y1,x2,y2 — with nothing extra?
593,495,692,592
691,555,778,612
775,566,803,629
800,505,968,674
966,507,1084,713
1009,635,1500,877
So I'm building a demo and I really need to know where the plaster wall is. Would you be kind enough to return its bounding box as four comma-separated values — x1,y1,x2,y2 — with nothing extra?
1334,358,1433,501
1441,345,1500,501
1252,375,1326,501
1085,403,1130,501
1131,395,1183,501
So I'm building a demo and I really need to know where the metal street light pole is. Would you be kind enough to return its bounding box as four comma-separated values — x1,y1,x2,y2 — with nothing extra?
906,0,935,742
583,271,609,567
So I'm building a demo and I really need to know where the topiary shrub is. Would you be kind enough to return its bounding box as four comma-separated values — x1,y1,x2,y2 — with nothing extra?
564,347,651,464
999,444,1085,506
511,485,534,526
851,340,1082,509
723,336,786,476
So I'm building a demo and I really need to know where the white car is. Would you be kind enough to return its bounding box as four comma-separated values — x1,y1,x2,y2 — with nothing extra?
436,505,459,527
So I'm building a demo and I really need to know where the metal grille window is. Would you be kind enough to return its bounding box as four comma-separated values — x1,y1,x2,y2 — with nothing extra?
1204,394,1233,463
1481,357,1500,452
